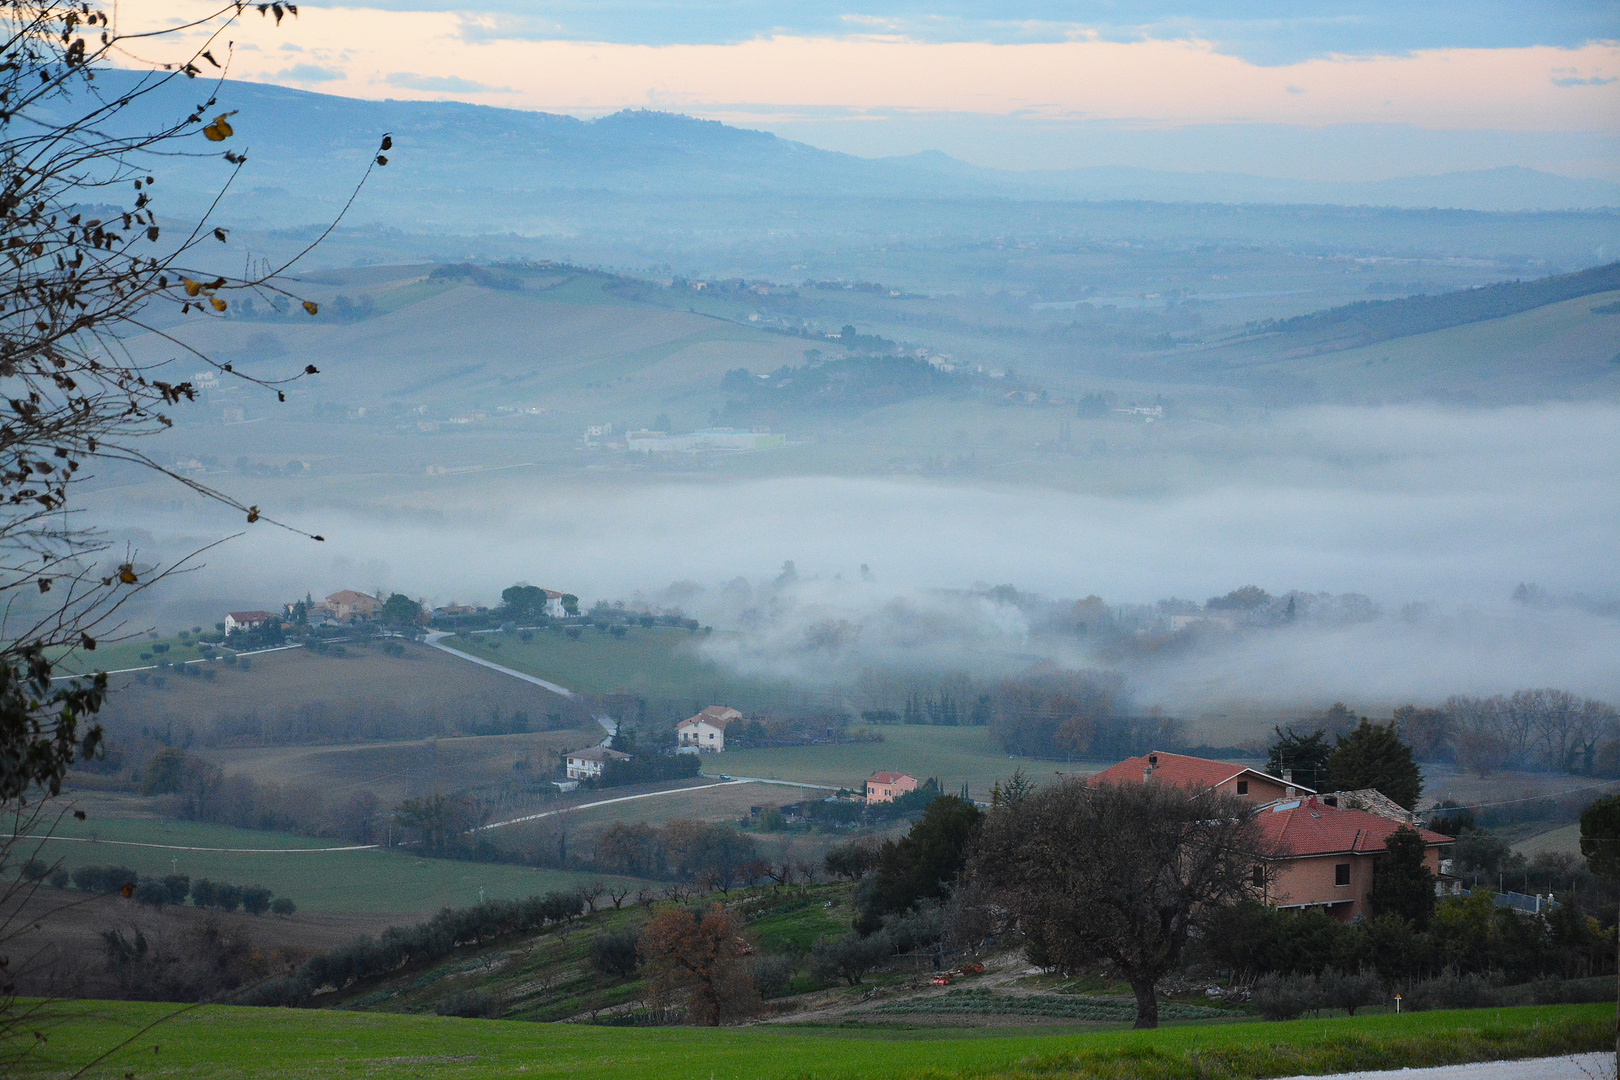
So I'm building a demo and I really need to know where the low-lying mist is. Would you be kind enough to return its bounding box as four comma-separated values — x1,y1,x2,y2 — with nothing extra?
104,402,1619,723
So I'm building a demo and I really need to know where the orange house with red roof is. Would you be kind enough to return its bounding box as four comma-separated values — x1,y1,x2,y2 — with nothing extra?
1090,751,1454,923
1256,796,1454,922
1088,751,1308,804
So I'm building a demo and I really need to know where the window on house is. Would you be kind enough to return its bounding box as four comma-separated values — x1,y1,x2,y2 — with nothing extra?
1236,780,1249,795
1335,863,1351,887
1251,865,1264,887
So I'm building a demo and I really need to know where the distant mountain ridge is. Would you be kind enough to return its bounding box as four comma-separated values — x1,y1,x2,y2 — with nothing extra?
93,74,1618,217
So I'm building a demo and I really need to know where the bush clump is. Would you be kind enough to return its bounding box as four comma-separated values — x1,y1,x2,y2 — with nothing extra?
590,929,641,978
1252,972,1320,1020
434,988,499,1018
1404,968,1501,1011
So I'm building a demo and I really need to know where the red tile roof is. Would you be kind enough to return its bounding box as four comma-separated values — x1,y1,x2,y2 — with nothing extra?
1259,797,1453,857
567,746,631,762
227,610,278,622
680,706,742,729
868,772,914,785
1088,751,1310,794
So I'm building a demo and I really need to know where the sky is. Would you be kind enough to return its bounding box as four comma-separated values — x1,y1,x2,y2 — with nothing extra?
136,0,1619,179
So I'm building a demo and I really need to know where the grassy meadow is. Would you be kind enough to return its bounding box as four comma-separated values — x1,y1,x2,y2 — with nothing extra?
445,626,801,707
18,814,638,915
712,725,1075,796
16,1001,1609,1080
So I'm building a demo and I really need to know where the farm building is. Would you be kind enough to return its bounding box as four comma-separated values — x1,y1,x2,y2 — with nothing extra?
565,745,631,780
322,589,383,621
223,610,279,633
676,706,743,754
866,772,919,804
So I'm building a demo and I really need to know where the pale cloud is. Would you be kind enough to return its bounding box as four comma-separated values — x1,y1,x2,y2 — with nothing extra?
274,63,344,82
383,72,515,93
144,5,1618,132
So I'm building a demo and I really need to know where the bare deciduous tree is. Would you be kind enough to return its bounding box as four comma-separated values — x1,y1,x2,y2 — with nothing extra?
969,776,1268,1029
638,905,758,1026
0,0,387,1063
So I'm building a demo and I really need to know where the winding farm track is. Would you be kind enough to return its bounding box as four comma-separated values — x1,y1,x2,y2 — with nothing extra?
422,631,576,699
16,834,378,853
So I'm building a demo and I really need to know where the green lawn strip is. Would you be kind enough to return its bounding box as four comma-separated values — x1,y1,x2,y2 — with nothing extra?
743,892,853,953
21,835,641,914
28,814,339,850
51,635,214,675
16,1002,1608,1080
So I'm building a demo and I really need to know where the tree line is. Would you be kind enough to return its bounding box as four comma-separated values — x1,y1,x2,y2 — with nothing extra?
27,863,295,916
246,890,589,1006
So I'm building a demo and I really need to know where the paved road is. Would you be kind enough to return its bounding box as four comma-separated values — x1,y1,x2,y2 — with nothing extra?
18,834,377,853
423,631,576,699
477,780,748,831
477,774,838,832
1276,1053,1611,1080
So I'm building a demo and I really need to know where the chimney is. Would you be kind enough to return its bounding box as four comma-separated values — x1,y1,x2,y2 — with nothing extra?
1283,768,1293,783
1143,753,1159,781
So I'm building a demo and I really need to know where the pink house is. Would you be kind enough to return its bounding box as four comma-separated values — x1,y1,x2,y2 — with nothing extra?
866,772,919,804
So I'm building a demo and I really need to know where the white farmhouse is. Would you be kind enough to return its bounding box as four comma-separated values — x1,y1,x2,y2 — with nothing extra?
565,745,631,780
223,610,278,634
676,706,743,754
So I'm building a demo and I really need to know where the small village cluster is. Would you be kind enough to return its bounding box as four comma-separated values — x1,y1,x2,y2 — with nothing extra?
224,588,569,635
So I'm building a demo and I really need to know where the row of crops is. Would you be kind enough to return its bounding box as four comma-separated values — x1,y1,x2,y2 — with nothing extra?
870,989,1229,1021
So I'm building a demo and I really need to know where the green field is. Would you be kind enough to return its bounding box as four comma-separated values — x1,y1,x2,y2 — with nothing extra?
445,627,799,706
17,1001,1608,1079
711,725,1072,795
51,633,227,676
18,815,638,915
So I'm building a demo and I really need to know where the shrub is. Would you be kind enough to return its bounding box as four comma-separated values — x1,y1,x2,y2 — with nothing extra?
241,886,273,916
434,988,499,1018
590,929,641,978
133,876,169,909
213,883,244,913
19,858,48,882
808,933,890,985
1404,968,1500,1011
48,869,69,889
71,865,137,894
161,875,190,905
1318,967,1383,1016
270,897,297,917
1252,972,1320,1020
749,954,793,998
